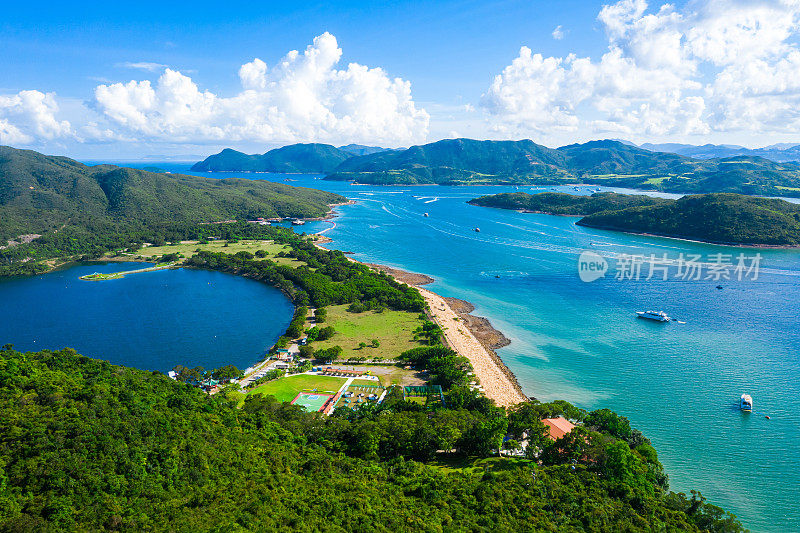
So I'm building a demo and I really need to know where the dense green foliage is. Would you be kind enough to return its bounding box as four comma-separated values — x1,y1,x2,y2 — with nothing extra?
470,191,800,246
324,138,800,195
191,143,353,172
0,346,744,531
0,146,345,275
468,191,668,214
185,234,426,311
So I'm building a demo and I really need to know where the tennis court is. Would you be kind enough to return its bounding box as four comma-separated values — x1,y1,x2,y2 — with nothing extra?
290,392,333,412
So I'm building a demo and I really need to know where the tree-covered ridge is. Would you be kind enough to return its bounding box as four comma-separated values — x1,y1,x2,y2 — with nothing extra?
322,138,800,196
469,191,670,214
190,143,353,173
470,191,800,246
0,146,346,276
0,346,744,531
184,232,426,312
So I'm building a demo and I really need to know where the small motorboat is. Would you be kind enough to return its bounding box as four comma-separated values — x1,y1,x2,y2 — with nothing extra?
636,310,671,322
716,285,723,290
423,213,429,217
474,227,481,232
740,393,753,412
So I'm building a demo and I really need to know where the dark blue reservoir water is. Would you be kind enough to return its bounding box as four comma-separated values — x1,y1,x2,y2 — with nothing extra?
0,262,293,373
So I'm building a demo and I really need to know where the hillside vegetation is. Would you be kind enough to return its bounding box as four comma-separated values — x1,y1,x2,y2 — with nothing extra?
191,143,353,173
323,138,800,196
470,191,800,246
0,345,744,531
0,146,345,275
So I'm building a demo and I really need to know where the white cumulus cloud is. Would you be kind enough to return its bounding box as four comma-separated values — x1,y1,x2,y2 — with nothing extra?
93,32,429,146
0,90,74,145
482,0,800,141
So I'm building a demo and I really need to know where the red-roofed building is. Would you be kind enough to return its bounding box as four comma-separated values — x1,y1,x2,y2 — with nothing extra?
542,417,576,441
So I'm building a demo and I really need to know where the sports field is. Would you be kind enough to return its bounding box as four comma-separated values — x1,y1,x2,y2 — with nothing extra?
248,374,345,402
291,392,333,412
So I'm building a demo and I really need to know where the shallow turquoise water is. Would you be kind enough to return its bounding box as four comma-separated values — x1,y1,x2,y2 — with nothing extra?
0,262,293,373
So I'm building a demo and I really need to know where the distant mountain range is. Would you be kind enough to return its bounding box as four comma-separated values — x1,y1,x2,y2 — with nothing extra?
191,143,391,173
638,142,800,162
192,138,800,197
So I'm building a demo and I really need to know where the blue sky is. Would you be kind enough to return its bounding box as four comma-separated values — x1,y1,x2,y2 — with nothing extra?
2,0,800,158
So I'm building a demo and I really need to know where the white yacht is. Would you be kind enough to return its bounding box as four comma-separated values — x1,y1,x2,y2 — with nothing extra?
636,310,671,322
740,394,753,412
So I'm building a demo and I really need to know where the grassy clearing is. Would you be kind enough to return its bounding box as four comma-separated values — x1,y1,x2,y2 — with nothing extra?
643,176,668,185
776,186,800,192
312,305,424,360
134,240,305,267
247,374,346,403
428,456,533,474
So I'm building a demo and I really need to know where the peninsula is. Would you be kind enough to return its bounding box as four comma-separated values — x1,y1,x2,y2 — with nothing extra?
469,191,800,247
0,146,346,276
0,146,745,531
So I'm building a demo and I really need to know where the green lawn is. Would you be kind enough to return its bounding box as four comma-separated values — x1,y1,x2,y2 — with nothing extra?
248,374,346,403
428,456,533,474
132,239,305,267
312,305,424,360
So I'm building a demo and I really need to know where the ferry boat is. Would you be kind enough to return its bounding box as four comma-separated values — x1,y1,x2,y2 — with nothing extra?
636,310,671,322
291,219,306,226
740,394,753,412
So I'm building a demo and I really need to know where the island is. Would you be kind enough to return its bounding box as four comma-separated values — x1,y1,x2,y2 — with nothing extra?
469,191,800,246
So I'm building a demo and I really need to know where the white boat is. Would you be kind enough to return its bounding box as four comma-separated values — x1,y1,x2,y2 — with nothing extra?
636,310,671,322
740,394,753,412
291,219,306,226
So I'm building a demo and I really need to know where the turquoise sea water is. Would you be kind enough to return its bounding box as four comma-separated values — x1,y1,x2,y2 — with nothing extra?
16,161,800,531
0,261,293,373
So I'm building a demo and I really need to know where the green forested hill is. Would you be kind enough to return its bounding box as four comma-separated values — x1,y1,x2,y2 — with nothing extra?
470,191,800,246
468,191,669,214
0,146,346,275
322,138,800,195
0,345,743,531
328,138,569,184
191,143,353,173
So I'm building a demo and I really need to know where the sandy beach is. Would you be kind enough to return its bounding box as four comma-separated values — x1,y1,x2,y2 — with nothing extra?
364,261,529,407
310,234,529,407
414,286,529,407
